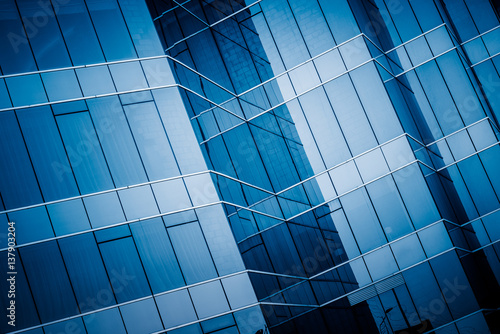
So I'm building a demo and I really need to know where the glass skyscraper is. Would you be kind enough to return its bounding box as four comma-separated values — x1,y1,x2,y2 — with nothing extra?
1,0,500,333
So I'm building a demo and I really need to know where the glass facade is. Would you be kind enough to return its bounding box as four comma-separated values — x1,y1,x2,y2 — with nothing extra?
1,0,500,333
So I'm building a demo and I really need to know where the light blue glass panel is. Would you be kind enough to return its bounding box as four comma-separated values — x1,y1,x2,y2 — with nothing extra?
56,112,115,194
168,222,218,284
418,223,453,257
6,74,47,107
8,206,53,245
156,289,197,329
323,75,377,156
152,179,192,213
317,0,359,43
47,199,90,236
84,308,127,334
84,192,125,228
329,161,362,195
76,66,116,96
391,234,426,269
350,63,403,142
42,70,83,102
120,298,163,334
221,273,257,309
118,0,164,57
393,164,440,229
87,96,148,187
130,218,185,293
366,176,413,241
124,102,180,180
355,148,389,182
341,189,386,253
99,237,151,303
364,246,399,281
185,174,219,206
189,280,230,318
118,185,159,220
197,205,245,276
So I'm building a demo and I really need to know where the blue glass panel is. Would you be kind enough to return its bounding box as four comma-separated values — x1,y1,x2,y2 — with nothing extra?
56,0,105,65
430,251,478,318
118,185,159,220
196,205,245,275
458,155,499,215
418,223,453,257
124,102,180,180
299,87,352,166
234,306,267,334
390,234,426,269
17,0,71,70
84,308,127,334
41,70,83,102
130,218,185,293
95,225,131,243
56,112,115,194
84,192,126,228
341,189,386,253
120,298,163,334
20,241,78,322
156,289,197,329
189,280,230,319
221,273,257,309
47,199,90,236
7,206,53,245
152,178,192,213
6,74,47,107
87,0,137,61
168,222,218,284
109,62,148,94
17,106,80,201
403,262,453,327
118,0,164,57
366,176,413,241
201,314,235,333
0,111,42,209
87,96,148,186
168,324,203,334
0,0,37,74
99,237,151,303
393,164,440,229
364,246,399,281
44,318,86,334
317,0,359,43
0,79,12,109
76,66,116,96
